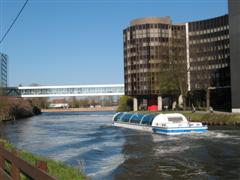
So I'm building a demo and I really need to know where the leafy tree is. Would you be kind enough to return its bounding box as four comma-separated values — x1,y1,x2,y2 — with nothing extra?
79,99,90,108
156,28,188,110
171,29,189,110
69,97,79,108
117,96,133,112
158,70,179,95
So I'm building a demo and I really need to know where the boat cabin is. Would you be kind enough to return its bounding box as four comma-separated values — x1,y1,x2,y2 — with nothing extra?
152,113,189,128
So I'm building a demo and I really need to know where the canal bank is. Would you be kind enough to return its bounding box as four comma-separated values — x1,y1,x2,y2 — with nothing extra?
132,111,240,126
0,139,87,180
181,111,240,126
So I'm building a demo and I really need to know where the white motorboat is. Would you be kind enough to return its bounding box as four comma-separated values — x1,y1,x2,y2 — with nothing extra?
112,112,208,135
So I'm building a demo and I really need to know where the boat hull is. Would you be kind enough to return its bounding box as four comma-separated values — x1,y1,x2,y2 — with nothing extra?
113,122,207,135
112,112,208,135
152,126,208,135
113,122,152,132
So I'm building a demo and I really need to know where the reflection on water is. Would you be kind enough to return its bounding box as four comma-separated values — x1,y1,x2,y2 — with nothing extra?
1,112,240,179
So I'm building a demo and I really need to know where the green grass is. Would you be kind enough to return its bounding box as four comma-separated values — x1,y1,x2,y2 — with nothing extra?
181,112,240,124
133,110,240,125
0,139,88,180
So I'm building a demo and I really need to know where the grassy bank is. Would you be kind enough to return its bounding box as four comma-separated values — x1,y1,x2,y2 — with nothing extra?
0,139,87,180
134,111,240,125
181,111,240,125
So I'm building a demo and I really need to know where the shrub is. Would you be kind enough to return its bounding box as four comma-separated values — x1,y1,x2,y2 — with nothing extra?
117,96,133,112
0,97,41,121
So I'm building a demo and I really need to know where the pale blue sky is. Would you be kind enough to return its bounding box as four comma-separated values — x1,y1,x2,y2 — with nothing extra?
0,0,228,86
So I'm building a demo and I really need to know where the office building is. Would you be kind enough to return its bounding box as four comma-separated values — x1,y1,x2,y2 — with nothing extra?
123,0,239,112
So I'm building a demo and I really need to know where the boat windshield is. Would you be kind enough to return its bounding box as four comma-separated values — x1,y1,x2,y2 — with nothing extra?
168,117,183,123
113,113,124,121
141,114,156,126
130,114,145,124
121,113,133,122
114,113,157,125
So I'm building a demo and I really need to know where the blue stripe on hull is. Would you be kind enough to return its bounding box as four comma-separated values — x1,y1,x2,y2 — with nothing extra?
152,127,207,134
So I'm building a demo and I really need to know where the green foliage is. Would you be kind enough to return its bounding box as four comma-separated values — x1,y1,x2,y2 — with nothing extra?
69,97,80,108
158,71,179,95
181,112,240,124
79,99,91,108
117,96,133,112
154,38,189,110
69,97,90,108
132,110,240,125
68,97,115,108
20,151,87,180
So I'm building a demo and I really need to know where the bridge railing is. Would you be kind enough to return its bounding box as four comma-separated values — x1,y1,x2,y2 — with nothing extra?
0,142,56,180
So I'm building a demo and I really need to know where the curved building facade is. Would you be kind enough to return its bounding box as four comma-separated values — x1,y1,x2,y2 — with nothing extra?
124,17,187,110
124,13,233,111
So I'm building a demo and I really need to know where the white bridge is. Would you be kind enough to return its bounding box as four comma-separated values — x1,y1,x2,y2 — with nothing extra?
7,84,124,97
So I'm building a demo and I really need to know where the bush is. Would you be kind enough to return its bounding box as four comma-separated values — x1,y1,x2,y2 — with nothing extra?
117,96,133,112
0,97,40,121
32,106,42,115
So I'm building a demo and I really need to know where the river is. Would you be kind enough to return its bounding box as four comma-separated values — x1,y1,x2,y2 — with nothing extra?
1,112,240,179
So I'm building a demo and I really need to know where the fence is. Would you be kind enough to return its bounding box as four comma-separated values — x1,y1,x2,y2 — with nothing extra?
0,142,56,180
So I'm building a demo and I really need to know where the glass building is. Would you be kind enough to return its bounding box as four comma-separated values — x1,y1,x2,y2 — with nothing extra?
123,17,187,110
0,53,8,88
188,15,231,111
123,0,238,112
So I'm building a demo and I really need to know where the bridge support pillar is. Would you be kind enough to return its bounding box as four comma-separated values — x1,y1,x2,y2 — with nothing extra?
133,98,138,111
158,96,162,111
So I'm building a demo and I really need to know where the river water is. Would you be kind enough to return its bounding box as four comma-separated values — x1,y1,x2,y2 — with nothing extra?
1,112,240,179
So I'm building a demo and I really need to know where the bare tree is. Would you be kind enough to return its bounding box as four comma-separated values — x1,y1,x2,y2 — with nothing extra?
156,27,188,110
29,97,49,109
169,27,188,110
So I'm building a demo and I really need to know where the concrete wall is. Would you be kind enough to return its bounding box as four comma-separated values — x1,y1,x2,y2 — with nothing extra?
228,0,240,112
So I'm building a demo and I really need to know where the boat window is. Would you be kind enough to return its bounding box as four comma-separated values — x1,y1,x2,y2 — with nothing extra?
168,117,183,123
141,114,156,126
113,113,124,121
121,113,133,122
130,114,145,124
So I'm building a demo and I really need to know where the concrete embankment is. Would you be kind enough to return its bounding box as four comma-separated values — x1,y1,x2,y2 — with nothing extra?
41,106,117,113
